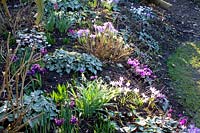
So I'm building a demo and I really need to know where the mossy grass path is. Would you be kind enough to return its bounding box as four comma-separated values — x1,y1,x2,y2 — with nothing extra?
168,42,200,126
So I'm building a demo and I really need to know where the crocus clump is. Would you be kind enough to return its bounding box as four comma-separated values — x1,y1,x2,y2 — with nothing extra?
94,22,118,34
127,58,153,78
77,22,117,38
77,29,90,37
27,64,46,76
77,22,132,62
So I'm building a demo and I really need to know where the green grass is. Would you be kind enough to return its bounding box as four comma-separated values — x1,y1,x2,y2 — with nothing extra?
168,43,200,126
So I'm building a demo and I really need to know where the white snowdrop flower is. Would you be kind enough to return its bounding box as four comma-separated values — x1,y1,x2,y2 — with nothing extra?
133,88,139,94
119,77,124,81
143,97,149,103
150,87,160,96
126,82,130,87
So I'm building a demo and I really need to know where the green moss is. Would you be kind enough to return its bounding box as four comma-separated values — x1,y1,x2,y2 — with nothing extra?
167,43,200,126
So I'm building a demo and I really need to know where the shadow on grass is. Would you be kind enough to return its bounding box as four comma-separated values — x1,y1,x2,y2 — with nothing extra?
168,42,200,126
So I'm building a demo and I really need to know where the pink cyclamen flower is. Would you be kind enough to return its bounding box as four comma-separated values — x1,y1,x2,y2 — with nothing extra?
168,108,173,113
178,114,183,117
53,2,59,10
167,113,172,118
90,75,98,80
179,118,187,125
127,58,140,67
68,29,75,34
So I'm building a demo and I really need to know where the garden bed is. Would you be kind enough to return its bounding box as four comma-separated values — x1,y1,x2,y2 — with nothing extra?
0,0,200,132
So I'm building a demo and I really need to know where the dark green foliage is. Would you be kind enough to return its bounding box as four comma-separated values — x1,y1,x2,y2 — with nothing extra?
44,49,103,75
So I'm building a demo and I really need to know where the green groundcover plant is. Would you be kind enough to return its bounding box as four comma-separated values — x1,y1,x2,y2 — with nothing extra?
43,49,102,75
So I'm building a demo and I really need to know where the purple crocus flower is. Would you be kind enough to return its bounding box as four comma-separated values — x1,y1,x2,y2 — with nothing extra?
103,22,118,33
54,118,65,126
27,64,46,76
39,67,46,74
10,55,19,62
31,64,41,71
77,29,90,37
27,70,35,76
70,116,78,124
79,68,85,73
69,100,75,109
94,25,105,33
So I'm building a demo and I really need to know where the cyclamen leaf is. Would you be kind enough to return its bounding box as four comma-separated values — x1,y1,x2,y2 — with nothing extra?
43,49,102,75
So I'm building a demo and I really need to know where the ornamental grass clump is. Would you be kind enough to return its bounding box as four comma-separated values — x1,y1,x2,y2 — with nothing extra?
77,22,133,62
70,79,120,118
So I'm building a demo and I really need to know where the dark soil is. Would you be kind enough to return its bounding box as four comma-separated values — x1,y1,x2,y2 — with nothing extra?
153,0,200,119
166,0,200,42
